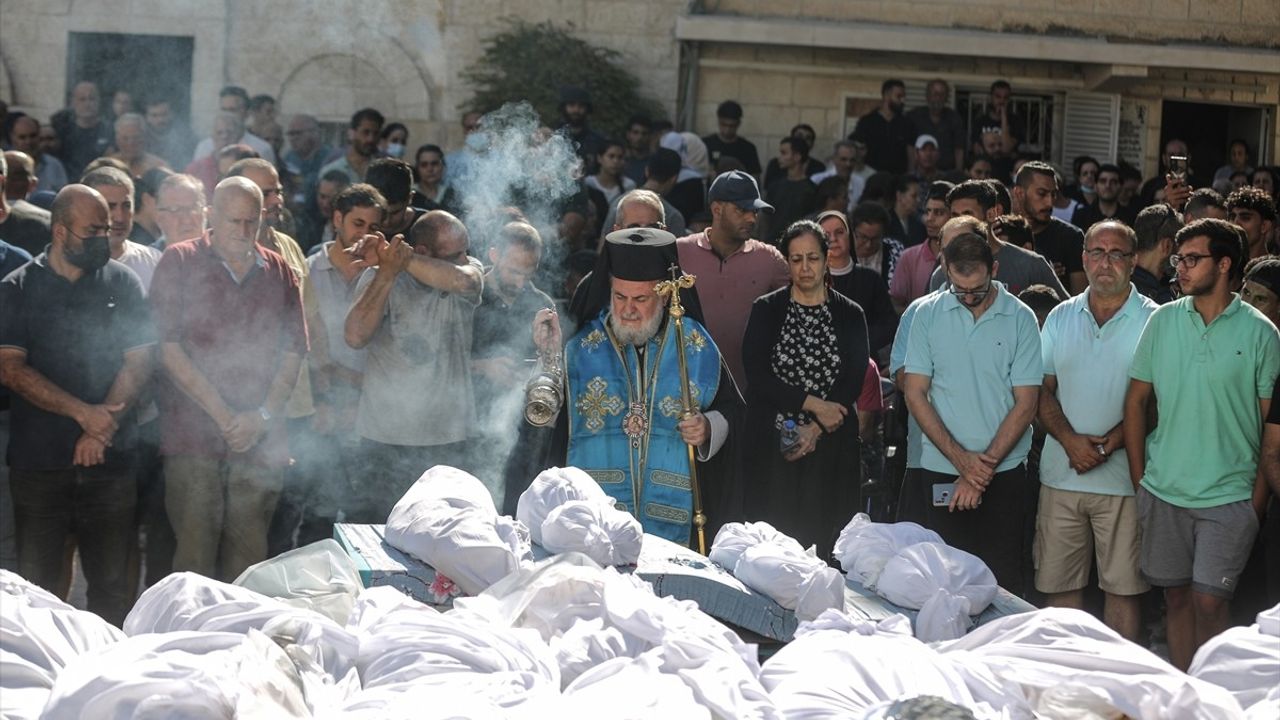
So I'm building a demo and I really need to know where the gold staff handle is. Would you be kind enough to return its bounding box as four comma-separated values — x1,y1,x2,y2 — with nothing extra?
654,265,707,554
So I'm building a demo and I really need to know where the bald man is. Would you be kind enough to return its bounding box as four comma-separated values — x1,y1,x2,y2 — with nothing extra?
6,115,69,193
0,184,155,624
344,210,483,520
149,176,308,581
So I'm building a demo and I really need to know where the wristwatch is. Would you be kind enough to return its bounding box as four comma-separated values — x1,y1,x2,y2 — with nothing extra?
258,406,272,423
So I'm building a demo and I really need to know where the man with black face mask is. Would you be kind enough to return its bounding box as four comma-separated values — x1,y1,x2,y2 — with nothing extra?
0,184,156,625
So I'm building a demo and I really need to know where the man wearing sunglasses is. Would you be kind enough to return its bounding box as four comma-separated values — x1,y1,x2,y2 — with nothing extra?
1124,218,1280,670
902,232,1042,595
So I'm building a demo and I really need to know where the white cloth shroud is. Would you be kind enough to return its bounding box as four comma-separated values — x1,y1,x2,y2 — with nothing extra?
123,571,361,714
874,541,998,642
832,513,944,589
516,466,643,567
0,570,126,720
40,629,311,719
1188,603,1280,712
709,522,844,622
384,465,533,595
451,554,779,719
937,607,1245,719
760,608,1028,719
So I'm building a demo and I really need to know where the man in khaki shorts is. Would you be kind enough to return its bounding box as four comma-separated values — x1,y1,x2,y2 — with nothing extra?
1034,220,1156,641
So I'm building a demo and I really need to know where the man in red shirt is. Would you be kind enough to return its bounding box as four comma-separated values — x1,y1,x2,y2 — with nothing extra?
149,176,307,581
677,171,787,393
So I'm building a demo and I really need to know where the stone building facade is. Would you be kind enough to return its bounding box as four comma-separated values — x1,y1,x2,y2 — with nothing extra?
1,0,1275,179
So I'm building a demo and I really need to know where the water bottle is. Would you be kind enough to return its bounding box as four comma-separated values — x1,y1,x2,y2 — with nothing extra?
780,419,800,454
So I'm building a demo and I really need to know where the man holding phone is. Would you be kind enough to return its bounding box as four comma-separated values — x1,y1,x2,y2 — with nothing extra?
902,233,1042,595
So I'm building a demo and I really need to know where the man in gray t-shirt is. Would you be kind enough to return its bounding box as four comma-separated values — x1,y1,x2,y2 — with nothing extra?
344,211,484,521
929,237,1067,298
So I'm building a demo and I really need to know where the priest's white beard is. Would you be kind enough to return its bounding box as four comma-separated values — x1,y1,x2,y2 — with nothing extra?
609,309,663,347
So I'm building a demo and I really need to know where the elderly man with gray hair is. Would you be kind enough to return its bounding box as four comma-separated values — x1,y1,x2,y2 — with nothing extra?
149,176,307,581
107,113,169,178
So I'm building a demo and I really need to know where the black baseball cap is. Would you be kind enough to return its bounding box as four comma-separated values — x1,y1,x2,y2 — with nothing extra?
707,170,773,212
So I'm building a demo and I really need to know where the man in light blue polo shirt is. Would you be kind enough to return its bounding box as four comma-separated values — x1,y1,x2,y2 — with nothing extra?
1035,220,1156,641
890,215,985,522
1124,217,1280,671
903,232,1042,594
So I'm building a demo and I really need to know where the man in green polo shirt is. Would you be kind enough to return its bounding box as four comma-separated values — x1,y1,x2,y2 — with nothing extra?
1124,218,1280,671
903,232,1042,595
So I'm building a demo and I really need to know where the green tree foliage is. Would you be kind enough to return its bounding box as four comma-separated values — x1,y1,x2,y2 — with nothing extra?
461,19,666,139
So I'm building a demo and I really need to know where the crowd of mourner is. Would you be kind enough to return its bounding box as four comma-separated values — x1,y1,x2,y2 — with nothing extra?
1,76,1278,673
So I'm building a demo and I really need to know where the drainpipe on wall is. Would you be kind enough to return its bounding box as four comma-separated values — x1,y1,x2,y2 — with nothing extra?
678,39,700,132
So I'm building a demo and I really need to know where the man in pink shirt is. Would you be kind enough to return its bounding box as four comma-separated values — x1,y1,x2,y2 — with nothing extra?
677,171,788,393
890,180,952,314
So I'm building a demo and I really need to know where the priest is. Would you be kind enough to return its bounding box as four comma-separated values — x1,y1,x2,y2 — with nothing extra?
525,227,742,545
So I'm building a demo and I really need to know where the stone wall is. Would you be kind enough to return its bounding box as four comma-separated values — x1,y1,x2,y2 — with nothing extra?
706,0,1279,49
0,0,684,151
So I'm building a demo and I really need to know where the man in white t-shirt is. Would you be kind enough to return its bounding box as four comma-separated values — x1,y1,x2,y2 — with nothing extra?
80,166,161,292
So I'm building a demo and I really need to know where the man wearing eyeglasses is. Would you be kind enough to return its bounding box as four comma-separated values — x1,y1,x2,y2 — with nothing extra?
1124,218,1280,670
1034,220,1157,641
153,173,207,250
902,232,1042,595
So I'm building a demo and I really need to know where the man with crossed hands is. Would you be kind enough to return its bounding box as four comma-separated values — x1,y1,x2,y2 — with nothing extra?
902,232,1042,595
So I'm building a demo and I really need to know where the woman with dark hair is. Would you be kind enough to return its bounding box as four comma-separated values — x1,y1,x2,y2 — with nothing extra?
742,220,870,558
379,122,409,159
887,174,926,246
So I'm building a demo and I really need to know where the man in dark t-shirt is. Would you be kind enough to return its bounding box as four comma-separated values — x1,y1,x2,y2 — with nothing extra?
471,222,554,507
969,80,1024,161
1014,161,1085,294
702,100,762,178
1262,375,1280,601
54,82,114,180
0,185,155,625
764,137,818,243
850,80,913,176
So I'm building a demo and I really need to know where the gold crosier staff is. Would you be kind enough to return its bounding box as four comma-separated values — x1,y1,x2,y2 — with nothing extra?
654,264,707,554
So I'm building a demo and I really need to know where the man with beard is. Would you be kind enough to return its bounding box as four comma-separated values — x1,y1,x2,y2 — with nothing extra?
6,114,68,193
470,221,554,507
1071,164,1137,231
303,183,385,542
558,86,607,176
1124,218,1279,670
81,167,162,291
1015,161,1086,294
150,177,306,581
226,158,325,554
901,233,1042,594
532,227,738,544
1,184,154,622
321,108,384,184
906,79,965,172
677,171,788,393
969,81,1023,162
1131,204,1181,304
849,79,913,176
1035,221,1157,641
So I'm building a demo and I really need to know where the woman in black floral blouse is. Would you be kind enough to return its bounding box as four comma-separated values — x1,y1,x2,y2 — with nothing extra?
741,220,870,559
